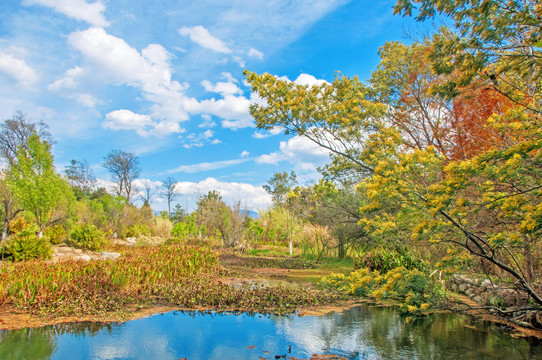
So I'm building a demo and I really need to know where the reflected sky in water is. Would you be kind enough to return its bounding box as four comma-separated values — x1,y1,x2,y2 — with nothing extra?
1,306,541,359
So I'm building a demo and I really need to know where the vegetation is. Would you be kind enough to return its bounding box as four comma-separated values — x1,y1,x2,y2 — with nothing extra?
0,244,336,317
0,0,539,330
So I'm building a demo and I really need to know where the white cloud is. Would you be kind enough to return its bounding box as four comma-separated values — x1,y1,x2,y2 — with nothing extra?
75,93,100,108
0,50,38,86
240,150,250,157
179,26,231,53
182,129,221,148
294,73,328,87
199,114,217,128
247,48,264,60
61,28,258,135
103,110,154,136
232,55,245,68
199,94,254,129
253,127,283,139
175,177,271,211
221,72,239,83
201,79,242,96
23,0,109,27
166,158,251,174
103,109,183,137
48,66,86,91
256,135,330,171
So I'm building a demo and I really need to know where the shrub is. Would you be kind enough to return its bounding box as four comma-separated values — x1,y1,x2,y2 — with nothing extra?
44,224,67,245
153,216,173,238
69,223,107,251
125,223,152,238
354,246,427,273
3,227,53,261
323,266,443,314
8,217,26,235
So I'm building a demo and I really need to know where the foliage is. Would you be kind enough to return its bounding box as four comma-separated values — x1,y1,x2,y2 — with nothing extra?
323,266,442,314
257,207,303,246
300,224,337,260
171,214,205,239
152,216,173,238
7,134,74,236
0,244,335,316
69,223,107,251
263,171,298,206
196,191,245,247
394,0,542,102
4,227,52,261
125,223,152,238
169,203,186,224
0,112,53,167
245,4,542,309
43,224,67,245
354,246,427,273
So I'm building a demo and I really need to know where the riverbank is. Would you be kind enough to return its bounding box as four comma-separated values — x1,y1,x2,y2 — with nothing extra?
1,243,541,340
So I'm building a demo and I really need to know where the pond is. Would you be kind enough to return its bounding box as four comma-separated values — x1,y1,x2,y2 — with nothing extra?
1,306,541,359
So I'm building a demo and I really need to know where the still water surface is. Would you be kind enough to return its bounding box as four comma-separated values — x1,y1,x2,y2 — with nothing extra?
1,306,541,359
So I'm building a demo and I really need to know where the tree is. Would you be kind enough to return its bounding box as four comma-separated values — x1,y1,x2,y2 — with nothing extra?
0,112,53,167
139,180,158,206
196,191,243,247
263,171,298,206
102,150,141,203
65,159,96,194
394,0,541,108
245,5,542,311
161,176,178,214
8,134,73,237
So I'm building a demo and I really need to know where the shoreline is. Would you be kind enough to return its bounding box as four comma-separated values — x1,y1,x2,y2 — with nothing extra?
2,298,542,340
0,300,360,331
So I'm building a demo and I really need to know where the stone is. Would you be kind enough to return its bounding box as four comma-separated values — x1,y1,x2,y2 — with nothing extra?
55,246,74,254
77,254,92,261
73,248,83,254
126,237,137,244
100,252,121,260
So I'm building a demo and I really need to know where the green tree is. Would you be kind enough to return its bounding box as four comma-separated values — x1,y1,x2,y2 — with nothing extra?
8,134,73,237
263,171,298,206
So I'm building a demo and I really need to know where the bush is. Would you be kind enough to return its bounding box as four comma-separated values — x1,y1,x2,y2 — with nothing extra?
323,266,443,314
44,224,67,245
3,227,53,261
69,223,107,251
354,246,427,273
125,223,152,238
153,217,173,238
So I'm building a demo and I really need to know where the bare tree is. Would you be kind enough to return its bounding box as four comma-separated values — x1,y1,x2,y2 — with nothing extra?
140,180,158,206
161,176,178,214
65,159,96,193
103,150,141,203
0,111,53,167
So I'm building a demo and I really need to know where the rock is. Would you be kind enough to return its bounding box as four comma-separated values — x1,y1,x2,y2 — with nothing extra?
126,237,137,245
100,252,121,260
54,246,74,254
77,254,92,261
73,248,83,254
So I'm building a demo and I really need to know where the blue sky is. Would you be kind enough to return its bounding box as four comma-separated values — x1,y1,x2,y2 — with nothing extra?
0,0,425,211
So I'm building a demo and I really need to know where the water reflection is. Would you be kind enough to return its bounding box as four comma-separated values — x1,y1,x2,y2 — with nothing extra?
1,306,541,359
